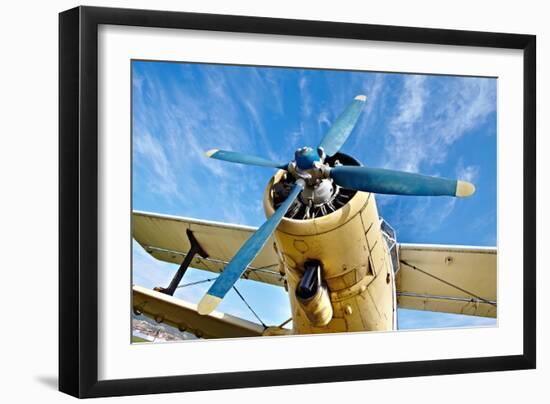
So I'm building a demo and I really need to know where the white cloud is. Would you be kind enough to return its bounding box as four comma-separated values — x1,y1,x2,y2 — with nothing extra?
361,73,385,121
134,129,184,201
394,158,480,233
377,76,494,235
384,76,495,173
317,110,332,130
349,73,388,152
133,63,289,227
456,158,480,183
298,74,312,117
385,75,429,172
242,98,280,162
258,69,285,116
393,75,428,130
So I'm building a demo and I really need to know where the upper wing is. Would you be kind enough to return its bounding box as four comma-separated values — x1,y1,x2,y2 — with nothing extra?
133,285,265,338
133,211,284,287
396,244,496,318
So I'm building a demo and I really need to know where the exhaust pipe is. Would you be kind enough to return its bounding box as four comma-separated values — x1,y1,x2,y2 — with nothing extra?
295,260,333,327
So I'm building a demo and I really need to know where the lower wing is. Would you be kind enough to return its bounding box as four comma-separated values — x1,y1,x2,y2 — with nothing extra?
133,285,267,338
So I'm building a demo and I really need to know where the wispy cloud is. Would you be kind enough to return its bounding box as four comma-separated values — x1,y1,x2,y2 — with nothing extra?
384,76,495,173
435,159,481,227
381,157,482,235
428,159,481,228
242,98,280,162
348,73,387,154
374,75,495,233
385,75,429,172
359,73,386,126
133,129,183,200
392,76,427,133
317,110,332,131
456,158,480,183
298,74,312,117
133,62,288,224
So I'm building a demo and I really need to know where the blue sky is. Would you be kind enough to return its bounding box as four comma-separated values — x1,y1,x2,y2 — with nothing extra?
132,60,497,331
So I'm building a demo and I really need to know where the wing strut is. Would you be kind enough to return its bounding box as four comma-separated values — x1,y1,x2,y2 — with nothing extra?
154,229,208,296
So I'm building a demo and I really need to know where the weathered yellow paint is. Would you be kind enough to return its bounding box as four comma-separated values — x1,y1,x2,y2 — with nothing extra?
456,180,476,197
132,190,496,338
396,244,496,317
132,285,265,338
132,211,283,287
264,171,396,334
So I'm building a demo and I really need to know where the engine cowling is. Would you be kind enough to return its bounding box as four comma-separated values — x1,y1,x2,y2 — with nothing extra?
263,153,396,334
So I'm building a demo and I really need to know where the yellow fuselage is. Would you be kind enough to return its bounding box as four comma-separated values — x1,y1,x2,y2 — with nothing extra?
264,171,396,334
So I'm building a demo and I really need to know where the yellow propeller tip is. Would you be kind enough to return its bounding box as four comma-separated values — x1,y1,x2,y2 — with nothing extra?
355,95,367,102
197,294,222,315
456,180,476,197
205,149,218,158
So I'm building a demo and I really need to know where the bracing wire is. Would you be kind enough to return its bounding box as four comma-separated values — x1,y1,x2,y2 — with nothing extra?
174,275,269,328
400,260,496,307
232,285,267,329
176,277,217,289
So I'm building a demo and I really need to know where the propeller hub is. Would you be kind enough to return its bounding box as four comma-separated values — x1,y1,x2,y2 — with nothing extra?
272,152,360,220
295,147,321,170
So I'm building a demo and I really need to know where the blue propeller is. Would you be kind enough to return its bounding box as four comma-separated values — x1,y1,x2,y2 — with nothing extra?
330,166,475,197
318,95,367,157
197,180,305,315
205,95,367,170
198,94,475,316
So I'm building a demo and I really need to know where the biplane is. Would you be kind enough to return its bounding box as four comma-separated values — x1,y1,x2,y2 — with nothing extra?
132,95,497,339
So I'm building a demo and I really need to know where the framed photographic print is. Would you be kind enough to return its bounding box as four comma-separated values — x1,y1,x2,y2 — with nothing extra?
59,5,536,398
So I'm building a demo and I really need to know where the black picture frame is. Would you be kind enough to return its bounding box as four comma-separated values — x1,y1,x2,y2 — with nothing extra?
59,5,536,398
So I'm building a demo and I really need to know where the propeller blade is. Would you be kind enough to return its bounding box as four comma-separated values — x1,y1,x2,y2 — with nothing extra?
205,149,287,169
198,180,305,315
330,166,475,197
318,95,367,157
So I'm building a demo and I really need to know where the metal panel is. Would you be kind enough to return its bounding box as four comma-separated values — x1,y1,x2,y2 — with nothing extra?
133,211,284,287
396,244,497,318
